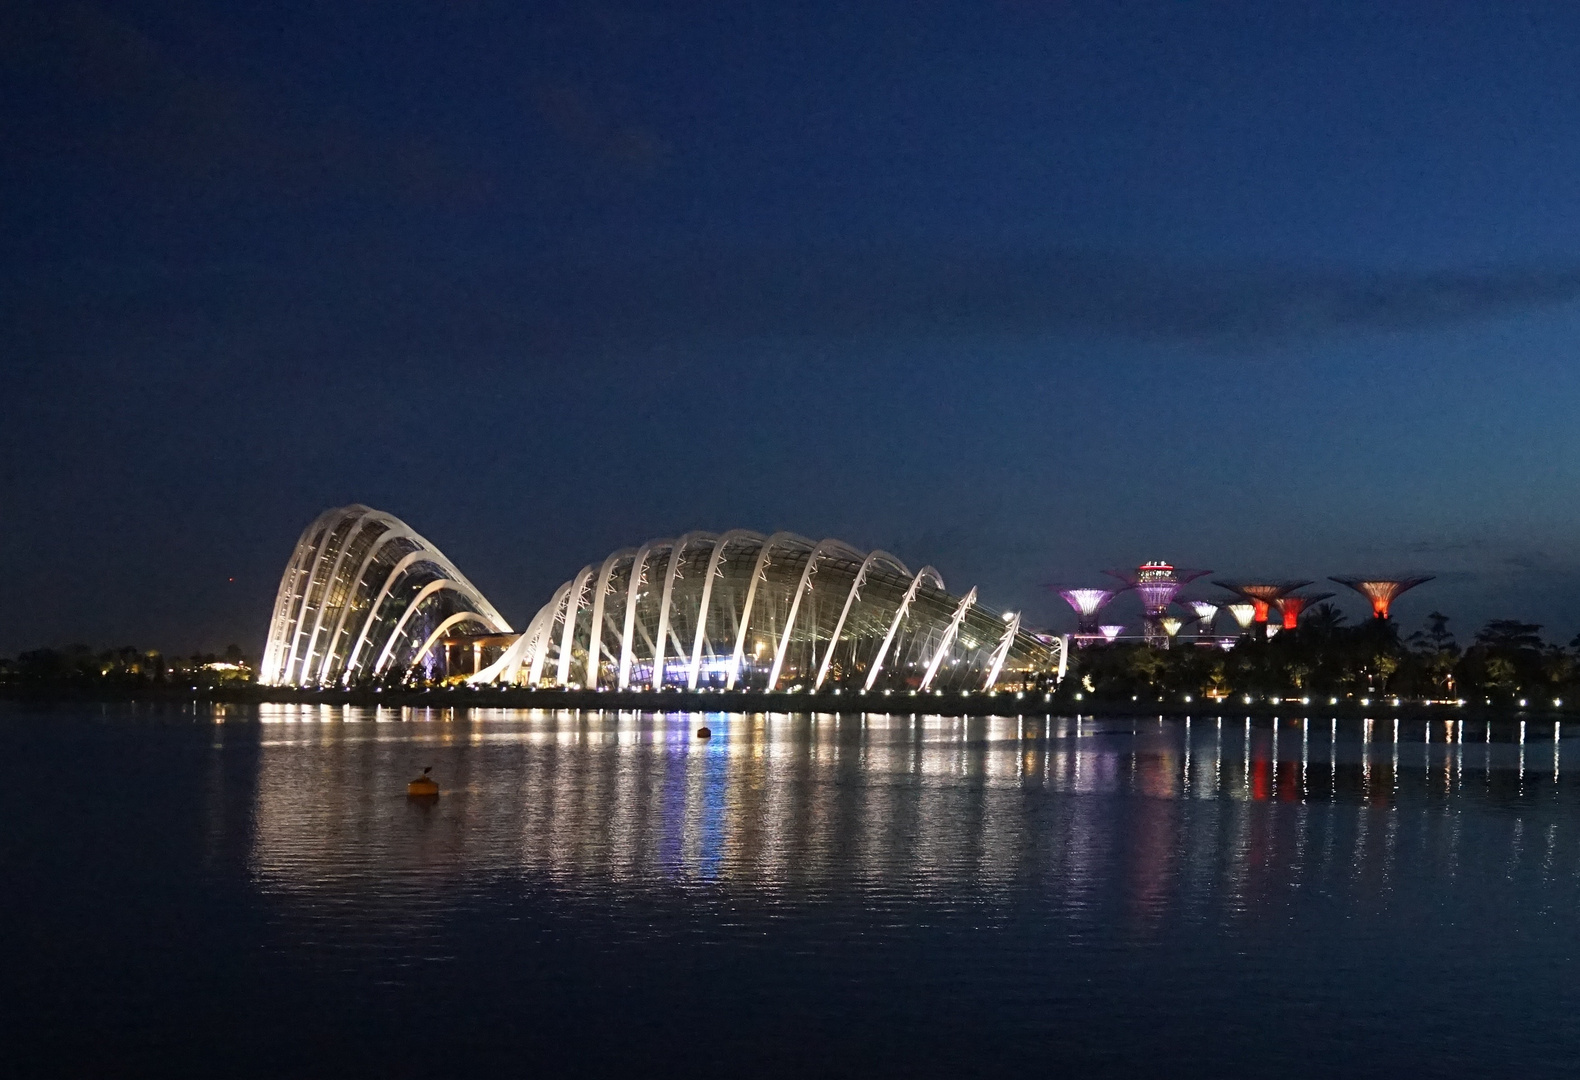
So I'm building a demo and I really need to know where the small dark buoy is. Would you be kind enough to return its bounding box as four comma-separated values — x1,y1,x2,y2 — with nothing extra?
696,726,712,739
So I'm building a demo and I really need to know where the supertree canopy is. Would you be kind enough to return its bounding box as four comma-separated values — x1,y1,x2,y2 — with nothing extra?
1212,581,1312,626
1179,599,1220,635
1224,601,1257,630
1099,624,1124,642
1274,591,1333,631
1106,563,1211,647
1055,587,1117,636
1329,576,1434,620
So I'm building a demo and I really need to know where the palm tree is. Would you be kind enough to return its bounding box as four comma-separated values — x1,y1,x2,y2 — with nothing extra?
1303,602,1346,636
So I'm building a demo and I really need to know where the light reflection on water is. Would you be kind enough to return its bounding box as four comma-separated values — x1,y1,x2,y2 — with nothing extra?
14,702,1580,1076
246,706,1580,927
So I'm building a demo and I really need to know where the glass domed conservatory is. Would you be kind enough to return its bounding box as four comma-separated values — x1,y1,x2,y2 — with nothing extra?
261,507,1061,692
258,505,510,687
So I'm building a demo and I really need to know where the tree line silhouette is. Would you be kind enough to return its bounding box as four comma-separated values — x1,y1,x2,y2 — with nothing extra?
1070,606,1578,705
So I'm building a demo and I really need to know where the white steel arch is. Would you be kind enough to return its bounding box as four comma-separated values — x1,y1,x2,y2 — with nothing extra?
618,540,666,690
371,579,501,678
919,587,977,691
585,548,635,690
813,549,909,690
317,517,418,684
727,531,803,690
983,611,1021,690
260,508,340,682
407,611,498,682
279,511,354,685
526,589,568,687
297,505,382,684
863,566,944,692
341,547,437,681
469,586,567,686
687,529,763,689
652,532,716,690
767,538,862,690
260,505,509,687
556,565,594,687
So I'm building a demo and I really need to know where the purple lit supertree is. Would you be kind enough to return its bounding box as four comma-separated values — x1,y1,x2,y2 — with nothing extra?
1099,624,1124,642
1055,587,1118,638
1105,562,1211,648
1329,576,1434,620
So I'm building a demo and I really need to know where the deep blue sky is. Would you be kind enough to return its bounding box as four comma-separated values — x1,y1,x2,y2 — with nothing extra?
6,0,1580,655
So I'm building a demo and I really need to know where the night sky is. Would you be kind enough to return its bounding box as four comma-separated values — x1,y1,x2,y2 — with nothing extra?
7,1,1580,656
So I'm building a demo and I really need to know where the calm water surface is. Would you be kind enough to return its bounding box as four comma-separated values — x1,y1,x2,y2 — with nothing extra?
6,702,1580,1077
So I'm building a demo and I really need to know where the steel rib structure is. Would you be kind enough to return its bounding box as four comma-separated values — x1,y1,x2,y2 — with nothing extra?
475,530,1055,692
260,507,1060,692
258,505,510,687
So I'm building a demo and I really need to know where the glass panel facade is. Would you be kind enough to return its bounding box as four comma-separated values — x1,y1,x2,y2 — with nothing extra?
263,507,1063,692
258,505,510,686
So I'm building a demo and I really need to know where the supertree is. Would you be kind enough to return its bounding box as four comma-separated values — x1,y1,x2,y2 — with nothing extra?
1213,580,1311,639
1329,576,1434,620
1099,624,1124,642
1223,601,1257,633
1055,587,1118,638
1274,591,1334,631
1178,599,1221,637
1106,562,1211,648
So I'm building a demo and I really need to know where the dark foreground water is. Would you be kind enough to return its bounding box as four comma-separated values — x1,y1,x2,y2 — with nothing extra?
6,703,1580,1078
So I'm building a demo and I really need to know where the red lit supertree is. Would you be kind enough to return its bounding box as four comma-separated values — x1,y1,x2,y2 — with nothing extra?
1106,562,1211,647
1213,580,1311,638
1273,591,1333,631
1329,576,1434,620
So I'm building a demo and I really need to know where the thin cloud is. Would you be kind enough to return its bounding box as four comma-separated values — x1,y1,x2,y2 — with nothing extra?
504,249,1580,346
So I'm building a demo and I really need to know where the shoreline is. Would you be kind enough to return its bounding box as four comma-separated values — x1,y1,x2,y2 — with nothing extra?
0,684,1569,723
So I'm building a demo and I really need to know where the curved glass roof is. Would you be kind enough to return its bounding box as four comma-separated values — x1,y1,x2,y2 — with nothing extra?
472,531,1057,693
258,504,509,687
262,509,1060,692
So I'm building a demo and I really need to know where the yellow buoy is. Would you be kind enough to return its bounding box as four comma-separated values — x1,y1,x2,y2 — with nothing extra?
407,767,439,797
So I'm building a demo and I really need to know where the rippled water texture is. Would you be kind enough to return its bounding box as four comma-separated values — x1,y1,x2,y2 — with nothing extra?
7,703,1580,1077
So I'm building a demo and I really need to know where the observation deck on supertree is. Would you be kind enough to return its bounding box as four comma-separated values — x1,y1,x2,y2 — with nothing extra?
1274,591,1333,630
1105,562,1211,647
1329,576,1434,620
1213,580,1311,634
1055,587,1118,638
